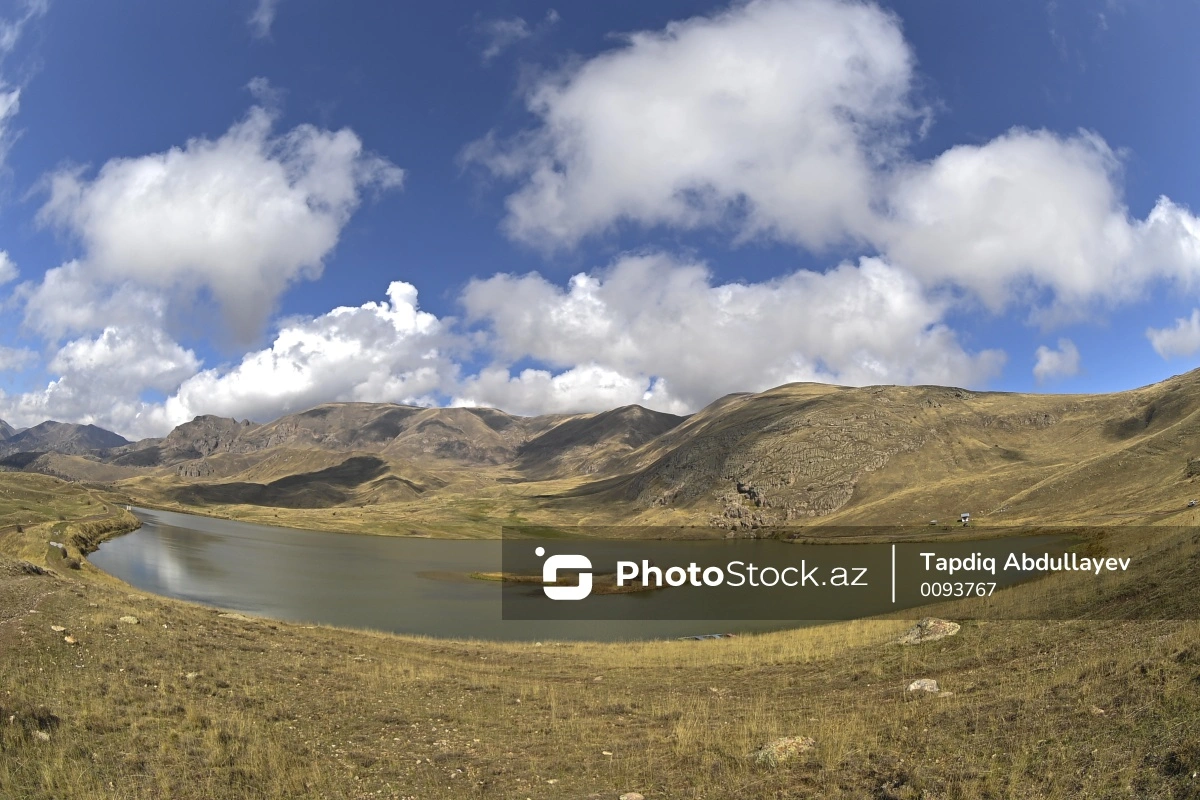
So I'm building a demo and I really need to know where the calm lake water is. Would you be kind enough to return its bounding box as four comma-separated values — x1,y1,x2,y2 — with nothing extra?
89,508,1068,641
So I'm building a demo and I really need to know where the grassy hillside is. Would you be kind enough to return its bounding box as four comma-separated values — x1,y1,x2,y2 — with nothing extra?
1,472,1199,798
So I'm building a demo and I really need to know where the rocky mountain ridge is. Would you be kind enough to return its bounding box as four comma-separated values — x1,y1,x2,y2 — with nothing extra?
7,368,1200,528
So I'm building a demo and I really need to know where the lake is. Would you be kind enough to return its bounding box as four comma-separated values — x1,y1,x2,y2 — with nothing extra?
88,507,1069,641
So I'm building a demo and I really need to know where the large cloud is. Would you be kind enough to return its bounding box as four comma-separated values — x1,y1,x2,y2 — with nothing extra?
456,253,1004,414
35,102,403,342
469,0,1200,322
158,281,450,429
882,130,1200,318
464,0,916,250
2,325,200,435
0,281,454,439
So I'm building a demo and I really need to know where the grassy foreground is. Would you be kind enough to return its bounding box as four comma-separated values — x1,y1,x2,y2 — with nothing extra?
2,474,1200,799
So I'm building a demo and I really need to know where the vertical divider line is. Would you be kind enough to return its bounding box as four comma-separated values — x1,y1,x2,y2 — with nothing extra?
891,544,896,604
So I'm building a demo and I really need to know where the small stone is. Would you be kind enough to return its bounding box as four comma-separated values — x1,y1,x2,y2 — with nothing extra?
1090,706,1106,716
119,616,139,625
907,679,940,693
50,625,65,633
602,750,613,756
218,612,252,621
619,794,645,800
185,672,200,681
593,676,603,682
63,636,77,645
33,730,50,742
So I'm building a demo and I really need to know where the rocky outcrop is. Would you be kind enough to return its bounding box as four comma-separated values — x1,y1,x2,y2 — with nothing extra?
177,460,215,479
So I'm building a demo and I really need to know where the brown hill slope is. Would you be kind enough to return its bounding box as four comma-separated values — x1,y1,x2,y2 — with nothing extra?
89,368,1200,532
516,405,687,478
550,373,1200,528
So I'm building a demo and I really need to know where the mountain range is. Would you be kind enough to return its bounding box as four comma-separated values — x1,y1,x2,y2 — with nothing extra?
7,369,1200,531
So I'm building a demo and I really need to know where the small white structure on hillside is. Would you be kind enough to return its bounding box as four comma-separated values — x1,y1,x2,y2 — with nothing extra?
959,512,971,525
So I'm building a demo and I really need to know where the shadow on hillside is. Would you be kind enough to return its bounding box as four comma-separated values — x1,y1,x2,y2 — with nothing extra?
167,456,410,509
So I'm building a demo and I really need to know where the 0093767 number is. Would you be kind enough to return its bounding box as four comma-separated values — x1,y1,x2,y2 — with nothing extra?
920,582,996,598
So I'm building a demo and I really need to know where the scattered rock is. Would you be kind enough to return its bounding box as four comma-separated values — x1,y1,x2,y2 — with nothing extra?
218,612,252,621
751,736,816,766
185,672,200,681
50,625,65,633
907,679,940,693
2,560,48,577
1090,706,1106,716
119,616,139,625
896,617,960,645
63,636,77,645
619,793,645,800
592,676,603,682
33,730,50,742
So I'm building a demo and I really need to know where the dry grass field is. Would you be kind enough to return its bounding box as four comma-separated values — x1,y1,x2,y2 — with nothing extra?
2,472,1200,799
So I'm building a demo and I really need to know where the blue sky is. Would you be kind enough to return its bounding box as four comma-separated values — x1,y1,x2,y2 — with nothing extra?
2,0,1200,438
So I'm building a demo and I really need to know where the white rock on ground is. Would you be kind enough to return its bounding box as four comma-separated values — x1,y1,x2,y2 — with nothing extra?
896,617,960,645
907,678,940,693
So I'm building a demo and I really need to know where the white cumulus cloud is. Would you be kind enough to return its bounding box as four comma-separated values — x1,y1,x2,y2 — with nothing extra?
1,281,454,439
35,104,403,343
454,364,672,417
1,326,200,436
151,280,452,435
468,0,1200,324
1032,338,1081,383
883,129,1200,319
1147,310,1200,359
464,0,916,250
457,252,1005,414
